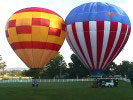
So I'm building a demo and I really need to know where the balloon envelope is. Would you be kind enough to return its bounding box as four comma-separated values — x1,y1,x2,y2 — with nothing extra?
6,7,66,68
66,2,131,70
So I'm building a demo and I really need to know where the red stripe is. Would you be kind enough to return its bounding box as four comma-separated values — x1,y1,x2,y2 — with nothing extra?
102,24,128,69
83,22,94,69
15,7,61,17
8,20,16,27
11,42,61,51
48,28,61,36
62,23,66,31
32,18,50,27
66,34,89,69
52,44,61,51
72,23,91,69
101,22,118,69
97,21,104,69
103,27,131,70
16,26,32,34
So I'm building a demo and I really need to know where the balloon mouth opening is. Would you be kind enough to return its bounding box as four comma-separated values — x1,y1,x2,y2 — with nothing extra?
90,70,104,77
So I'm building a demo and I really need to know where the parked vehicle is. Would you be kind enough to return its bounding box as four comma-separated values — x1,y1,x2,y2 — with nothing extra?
92,78,118,88
104,79,114,87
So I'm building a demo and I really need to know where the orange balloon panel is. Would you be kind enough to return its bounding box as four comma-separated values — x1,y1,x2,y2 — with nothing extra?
6,7,66,68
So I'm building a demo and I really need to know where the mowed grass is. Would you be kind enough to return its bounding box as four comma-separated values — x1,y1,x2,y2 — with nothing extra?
0,81,133,100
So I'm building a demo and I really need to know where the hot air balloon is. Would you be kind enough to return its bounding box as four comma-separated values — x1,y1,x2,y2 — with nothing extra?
66,2,131,71
6,7,66,69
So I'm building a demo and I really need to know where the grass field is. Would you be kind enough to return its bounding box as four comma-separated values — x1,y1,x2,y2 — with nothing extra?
0,81,133,100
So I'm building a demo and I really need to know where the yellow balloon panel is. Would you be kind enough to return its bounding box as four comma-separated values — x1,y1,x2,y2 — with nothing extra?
15,49,32,67
39,50,57,68
15,49,57,68
32,26,49,42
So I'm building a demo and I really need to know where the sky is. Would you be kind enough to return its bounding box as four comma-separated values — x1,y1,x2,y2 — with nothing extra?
0,0,132,69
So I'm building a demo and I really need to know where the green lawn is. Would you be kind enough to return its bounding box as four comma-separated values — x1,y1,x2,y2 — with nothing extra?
0,81,133,100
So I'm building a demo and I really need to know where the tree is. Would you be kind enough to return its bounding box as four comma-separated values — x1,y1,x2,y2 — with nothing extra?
128,68,133,78
41,52,67,79
7,70,22,77
104,62,117,76
22,68,43,79
0,55,6,77
67,54,90,78
115,61,133,77
103,61,133,77
127,67,133,87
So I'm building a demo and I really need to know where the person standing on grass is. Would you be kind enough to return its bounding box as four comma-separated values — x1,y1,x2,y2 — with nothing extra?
34,80,38,87
32,80,38,87
128,69,133,88
129,78,133,88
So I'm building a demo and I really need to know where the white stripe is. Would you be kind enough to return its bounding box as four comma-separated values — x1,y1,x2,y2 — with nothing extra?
103,25,129,70
66,34,88,67
66,25,88,67
89,21,97,69
66,35,74,52
102,22,122,69
75,22,93,69
99,21,110,69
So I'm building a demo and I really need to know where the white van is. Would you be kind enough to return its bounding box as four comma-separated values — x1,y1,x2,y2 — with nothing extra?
97,78,117,87
104,79,114,87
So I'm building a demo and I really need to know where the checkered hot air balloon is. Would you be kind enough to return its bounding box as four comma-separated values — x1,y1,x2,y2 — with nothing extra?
66,2,131,70
6,7,66,69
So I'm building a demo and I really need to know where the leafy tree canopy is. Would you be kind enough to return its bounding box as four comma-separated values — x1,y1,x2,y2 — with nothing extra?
42,52,67,78
67,54,90,78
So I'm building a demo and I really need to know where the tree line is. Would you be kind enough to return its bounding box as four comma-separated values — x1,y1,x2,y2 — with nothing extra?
22,53,133,79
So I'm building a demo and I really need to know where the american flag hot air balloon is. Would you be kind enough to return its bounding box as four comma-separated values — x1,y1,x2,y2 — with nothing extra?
6,7,66,69
65,2,131,71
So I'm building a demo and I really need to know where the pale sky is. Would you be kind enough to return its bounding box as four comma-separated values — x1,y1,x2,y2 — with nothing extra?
0,0,132,69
